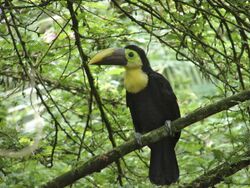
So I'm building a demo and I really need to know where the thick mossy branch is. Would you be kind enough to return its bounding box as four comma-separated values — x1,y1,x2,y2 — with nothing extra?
181,150,250,188
43,89,250,188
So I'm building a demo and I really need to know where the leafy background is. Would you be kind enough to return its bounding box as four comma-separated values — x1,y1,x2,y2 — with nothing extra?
0,0,249,187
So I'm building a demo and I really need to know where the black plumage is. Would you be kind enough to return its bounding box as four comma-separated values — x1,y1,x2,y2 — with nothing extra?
89,44,181,185
125,45,181,185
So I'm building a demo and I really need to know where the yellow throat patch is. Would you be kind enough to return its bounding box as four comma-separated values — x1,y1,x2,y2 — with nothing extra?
124,68,148,93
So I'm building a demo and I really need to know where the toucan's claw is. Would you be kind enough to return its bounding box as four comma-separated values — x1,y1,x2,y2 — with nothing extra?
134,132,143,146
164,120,175,137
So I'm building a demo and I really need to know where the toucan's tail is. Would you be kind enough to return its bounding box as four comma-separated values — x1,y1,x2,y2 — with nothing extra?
149,139,179,185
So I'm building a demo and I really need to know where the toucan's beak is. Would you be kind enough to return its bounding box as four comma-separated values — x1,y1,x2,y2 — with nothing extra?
89,48,127,66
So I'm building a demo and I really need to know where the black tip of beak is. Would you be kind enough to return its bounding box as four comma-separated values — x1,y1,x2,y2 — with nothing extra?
89,48,127,66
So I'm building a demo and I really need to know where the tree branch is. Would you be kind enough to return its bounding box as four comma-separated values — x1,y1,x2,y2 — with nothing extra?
66,0,123,185
43,89,250,188
181,149,250,188
0,71,86,95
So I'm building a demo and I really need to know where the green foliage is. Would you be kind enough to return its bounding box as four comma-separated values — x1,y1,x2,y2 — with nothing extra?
0,0,249,187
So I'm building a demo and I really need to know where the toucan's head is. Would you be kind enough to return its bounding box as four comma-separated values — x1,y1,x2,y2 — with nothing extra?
89,45,153,73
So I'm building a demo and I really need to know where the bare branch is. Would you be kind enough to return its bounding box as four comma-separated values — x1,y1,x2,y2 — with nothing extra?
66,0,123,184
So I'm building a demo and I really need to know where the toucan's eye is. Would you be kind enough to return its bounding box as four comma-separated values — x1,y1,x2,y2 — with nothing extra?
128,52,134,58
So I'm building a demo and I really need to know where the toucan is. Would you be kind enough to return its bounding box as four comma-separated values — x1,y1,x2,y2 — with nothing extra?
89,45,181,185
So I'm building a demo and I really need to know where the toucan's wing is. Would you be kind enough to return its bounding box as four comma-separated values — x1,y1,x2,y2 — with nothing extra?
150,72,180,120
150,72,181,144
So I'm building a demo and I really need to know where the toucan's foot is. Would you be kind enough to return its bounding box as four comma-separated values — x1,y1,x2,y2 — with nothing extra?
164,120,175,137
134,132,143,146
